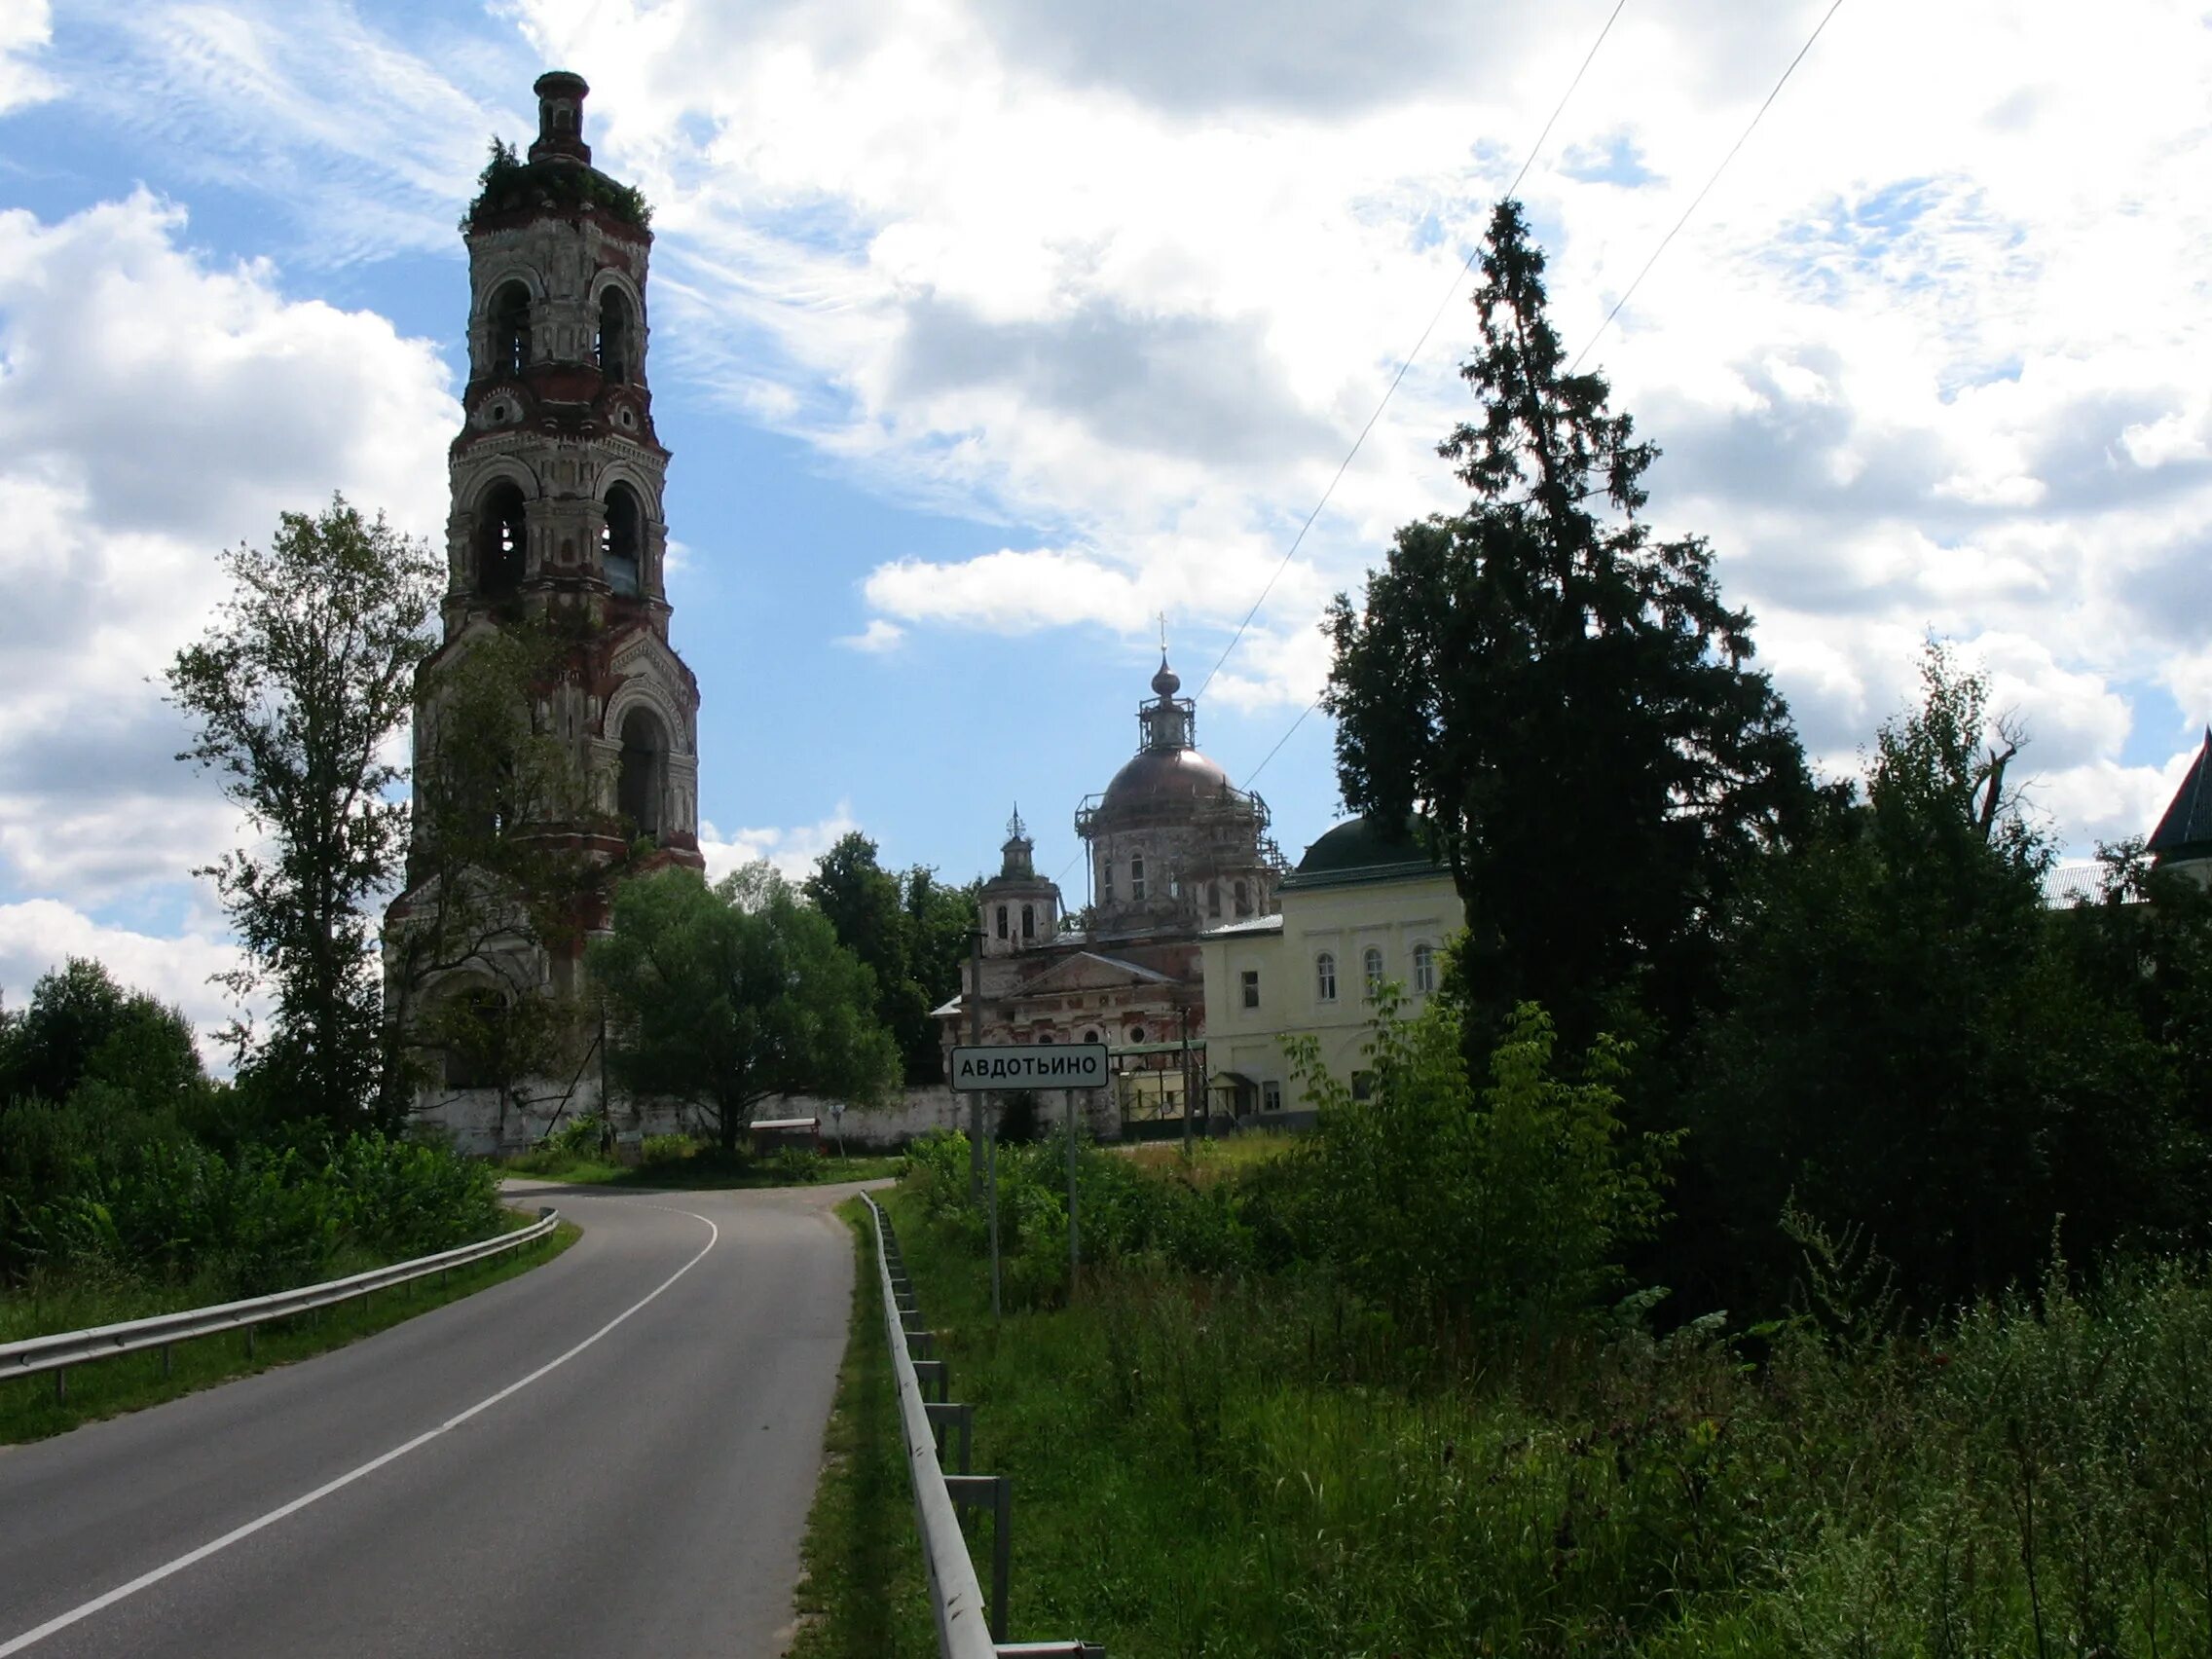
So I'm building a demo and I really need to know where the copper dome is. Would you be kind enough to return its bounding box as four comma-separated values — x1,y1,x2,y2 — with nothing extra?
1099,746,1232,814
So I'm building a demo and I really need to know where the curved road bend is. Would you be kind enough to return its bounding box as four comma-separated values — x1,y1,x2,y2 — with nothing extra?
0,1179,875,1658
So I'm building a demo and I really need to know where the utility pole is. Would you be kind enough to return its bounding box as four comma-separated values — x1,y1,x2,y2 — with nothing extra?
967,927,985,1200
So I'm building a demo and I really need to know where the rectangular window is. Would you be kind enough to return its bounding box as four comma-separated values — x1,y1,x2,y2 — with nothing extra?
1100,861,1114,902
1351,1071,1375,1103
995,904,1008,940
1240,969,1260,1010
1262,1080,1282,1112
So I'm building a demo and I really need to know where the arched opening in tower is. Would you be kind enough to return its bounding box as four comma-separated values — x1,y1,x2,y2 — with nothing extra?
596,288,634,384
439,981,509,1091
477,482,527,601
602,484,644,596
617,706,668,841
490,282,531,378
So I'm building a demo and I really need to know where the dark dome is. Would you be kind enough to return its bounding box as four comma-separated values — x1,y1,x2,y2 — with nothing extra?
1099,747,1230,814
1294,814,1432,878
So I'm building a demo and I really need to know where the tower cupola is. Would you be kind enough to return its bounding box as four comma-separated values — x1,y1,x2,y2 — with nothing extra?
1140,653,1195,752
981,804,1060,954
530,70,592,166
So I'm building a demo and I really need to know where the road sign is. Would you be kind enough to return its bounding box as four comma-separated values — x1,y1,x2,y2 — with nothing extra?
949,1043,1109,1091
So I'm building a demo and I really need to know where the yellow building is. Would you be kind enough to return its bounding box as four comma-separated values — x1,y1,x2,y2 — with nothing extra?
1199,816,1464,1124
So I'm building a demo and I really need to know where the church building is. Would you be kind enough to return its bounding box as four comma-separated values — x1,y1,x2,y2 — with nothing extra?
386,72,703,1150
938,656,1286,1133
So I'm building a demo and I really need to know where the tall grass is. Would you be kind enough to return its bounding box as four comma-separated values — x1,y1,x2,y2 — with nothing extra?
884,1170,2212,1657
2,1099,499,1306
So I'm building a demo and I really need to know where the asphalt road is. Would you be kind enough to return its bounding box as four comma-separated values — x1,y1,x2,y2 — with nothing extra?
0,1179,874,1658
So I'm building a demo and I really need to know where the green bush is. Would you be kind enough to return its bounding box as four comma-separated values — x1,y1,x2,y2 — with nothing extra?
2,1121,498,1297
640,1133,692,1166
769,1145,826,1184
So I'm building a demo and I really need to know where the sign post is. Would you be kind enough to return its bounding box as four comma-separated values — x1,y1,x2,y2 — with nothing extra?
948,1044,1110,1092
951,1046,1108,1305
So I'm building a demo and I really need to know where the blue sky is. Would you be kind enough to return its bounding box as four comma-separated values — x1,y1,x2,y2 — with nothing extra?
2,0,2210,1052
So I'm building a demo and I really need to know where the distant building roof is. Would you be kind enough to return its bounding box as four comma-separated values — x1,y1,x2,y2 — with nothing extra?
1200,913,1285,938
2043,861,2106,907
1280,814,1444,890
2150,730,2212,862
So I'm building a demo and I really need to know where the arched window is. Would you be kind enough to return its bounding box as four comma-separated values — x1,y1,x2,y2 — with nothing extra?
1020,903,1035,940
477,482,527,600
490,281,531,377
616,707,667,839
1233,879,1249,917
1099,858,1114,903
1363,946,1385,1001
1130,854,1147,902
1315,951,1337,1004
602,484,644,597
1082,1028,1099,1045
1413,942,1436,995
1207,881,1221,917
441,984,507,1090
995,904,1009,940
596,287,634,384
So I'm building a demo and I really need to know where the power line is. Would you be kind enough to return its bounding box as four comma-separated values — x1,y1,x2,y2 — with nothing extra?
1244,698,1321,790
1569,0,1847,372
1191,0,1632,706
1230,0,1846,803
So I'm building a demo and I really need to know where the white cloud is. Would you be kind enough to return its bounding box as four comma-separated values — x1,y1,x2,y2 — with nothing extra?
0,192,456,906
835,617,905,652
16,0,2212,863
698,805,862,884
0,900,249,1067
0,0,55,114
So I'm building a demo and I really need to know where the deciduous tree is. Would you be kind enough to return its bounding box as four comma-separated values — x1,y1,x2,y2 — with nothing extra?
166,497,441,1121
591,864,901,1151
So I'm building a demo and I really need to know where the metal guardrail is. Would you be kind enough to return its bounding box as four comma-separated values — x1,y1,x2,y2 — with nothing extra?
0,1206,562,1401
861,1193,1103,1659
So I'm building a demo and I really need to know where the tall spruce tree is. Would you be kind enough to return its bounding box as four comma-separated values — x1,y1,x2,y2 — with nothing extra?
1326,201,1809,1049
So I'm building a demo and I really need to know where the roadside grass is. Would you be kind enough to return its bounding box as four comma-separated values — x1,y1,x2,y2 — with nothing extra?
502,1146,903,1190
0,1212,580,1446
786,1198,935,1658
1124,1130,1299,1183
876,1176,2212,1657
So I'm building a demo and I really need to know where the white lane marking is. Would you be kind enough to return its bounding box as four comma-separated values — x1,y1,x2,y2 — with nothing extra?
0,1206,719,1656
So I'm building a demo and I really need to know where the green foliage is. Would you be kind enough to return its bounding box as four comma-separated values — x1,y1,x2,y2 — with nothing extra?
804,832,979,1085
165,496,442,1123
1,1114,497,1296
640,1132,690,1166
1694,644,2197,1312
1286,996,1676,1334
463,134,652,231
1325,200,1809,1051
546,1113,606,1159
768,1145,827,1184
590,863,903,1152
0,956,204,1115
868,1172,2212,1656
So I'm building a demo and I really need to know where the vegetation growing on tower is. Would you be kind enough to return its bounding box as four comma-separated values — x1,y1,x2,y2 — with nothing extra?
462,136,652,234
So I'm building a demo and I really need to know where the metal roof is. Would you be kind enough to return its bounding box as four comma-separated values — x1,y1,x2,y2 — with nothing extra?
2150,731,2212,859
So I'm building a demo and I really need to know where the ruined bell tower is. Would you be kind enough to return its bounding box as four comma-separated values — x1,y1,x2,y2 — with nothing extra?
387,71,705,1147
439,70,703,859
